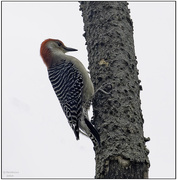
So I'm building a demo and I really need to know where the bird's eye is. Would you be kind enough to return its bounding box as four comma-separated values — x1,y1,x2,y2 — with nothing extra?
56,41,61,46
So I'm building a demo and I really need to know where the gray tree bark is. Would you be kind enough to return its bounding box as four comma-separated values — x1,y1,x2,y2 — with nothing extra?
79,1,150,179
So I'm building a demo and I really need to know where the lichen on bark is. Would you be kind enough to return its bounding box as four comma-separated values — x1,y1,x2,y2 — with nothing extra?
79,1,150,178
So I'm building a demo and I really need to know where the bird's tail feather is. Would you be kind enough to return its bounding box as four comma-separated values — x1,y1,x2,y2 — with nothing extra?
84,118,100,146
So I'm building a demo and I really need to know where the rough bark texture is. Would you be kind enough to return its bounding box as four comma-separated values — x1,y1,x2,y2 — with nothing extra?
79,1,150,179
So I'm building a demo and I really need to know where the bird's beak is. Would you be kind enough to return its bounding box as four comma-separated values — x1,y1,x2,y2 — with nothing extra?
64,46,78,52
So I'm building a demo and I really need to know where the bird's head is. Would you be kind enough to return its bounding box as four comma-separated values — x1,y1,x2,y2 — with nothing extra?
40,38,78,68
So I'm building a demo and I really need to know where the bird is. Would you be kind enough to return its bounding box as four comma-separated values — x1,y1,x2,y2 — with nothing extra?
40,38,100,146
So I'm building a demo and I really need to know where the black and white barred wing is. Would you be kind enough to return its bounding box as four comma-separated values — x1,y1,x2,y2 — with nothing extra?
48,61,84,140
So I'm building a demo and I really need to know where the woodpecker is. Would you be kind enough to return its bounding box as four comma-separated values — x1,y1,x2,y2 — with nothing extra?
40,38,100,146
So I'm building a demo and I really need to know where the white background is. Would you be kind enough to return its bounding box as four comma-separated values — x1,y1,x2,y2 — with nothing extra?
2,1,175,178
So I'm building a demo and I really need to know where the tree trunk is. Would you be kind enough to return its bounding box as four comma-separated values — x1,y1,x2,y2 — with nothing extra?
79,1,150,179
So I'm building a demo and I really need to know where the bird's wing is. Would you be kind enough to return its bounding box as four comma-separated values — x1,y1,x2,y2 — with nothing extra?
48,61,84,140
